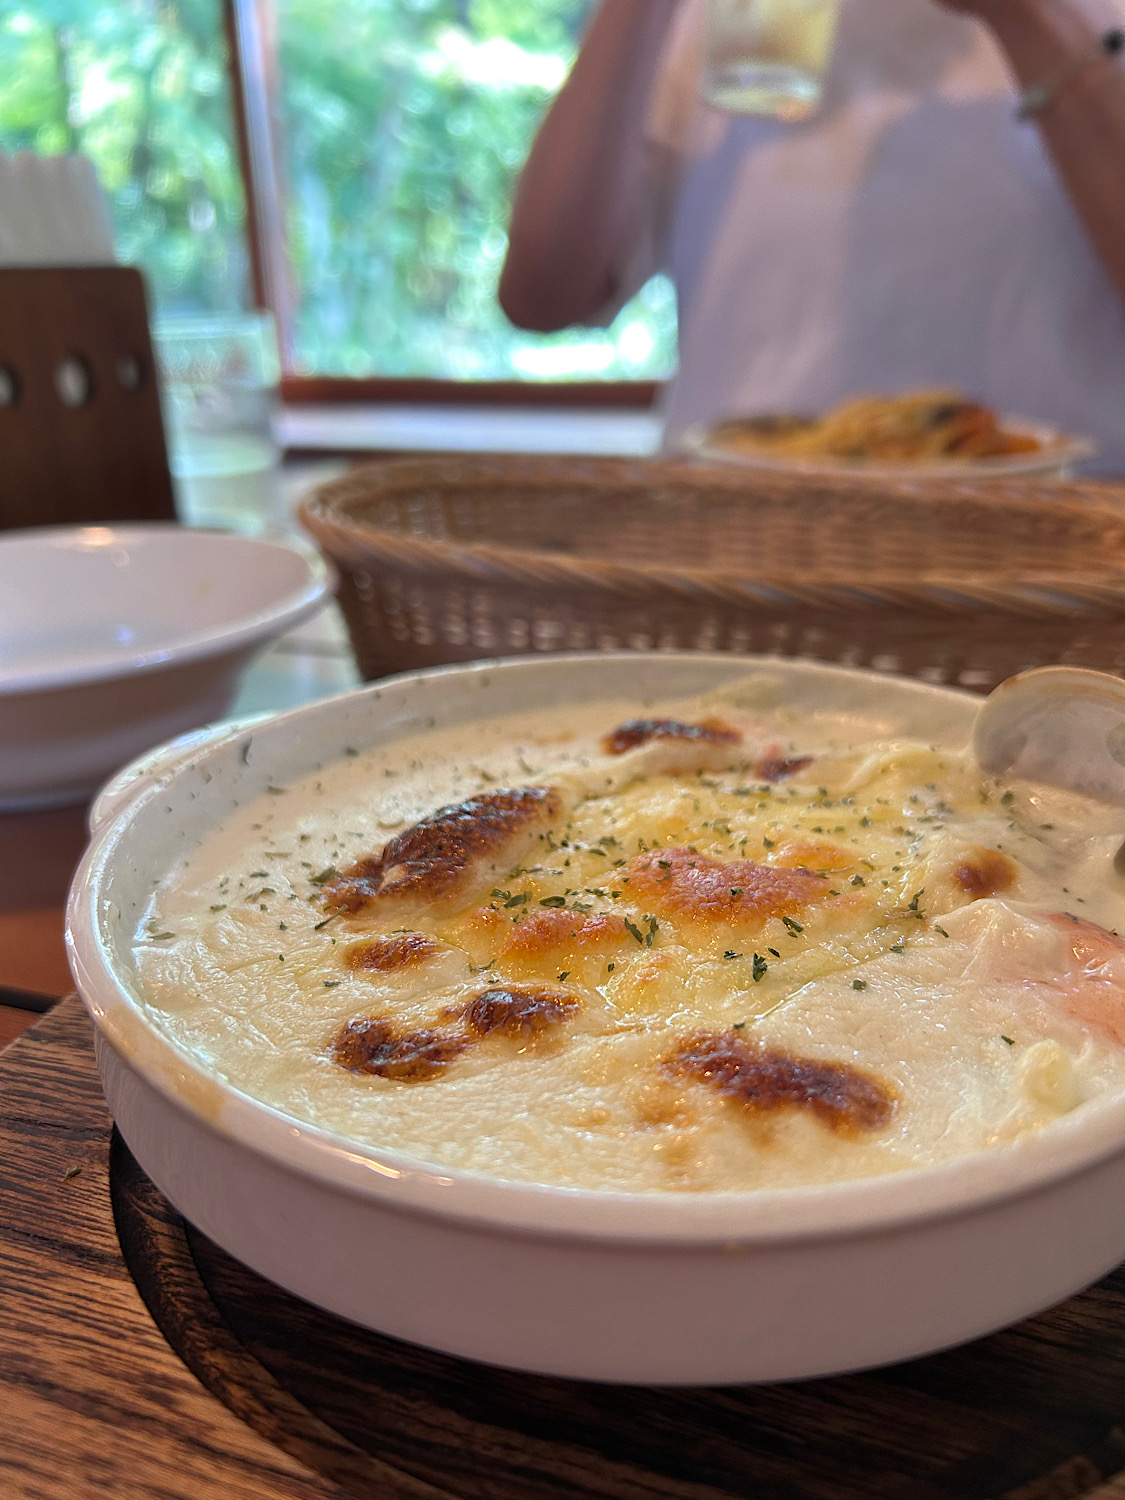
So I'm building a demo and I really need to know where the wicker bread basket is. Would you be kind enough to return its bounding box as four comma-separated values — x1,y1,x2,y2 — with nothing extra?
299,456,1125,692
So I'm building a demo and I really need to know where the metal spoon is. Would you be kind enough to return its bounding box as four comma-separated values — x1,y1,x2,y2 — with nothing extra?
972,666,1125,873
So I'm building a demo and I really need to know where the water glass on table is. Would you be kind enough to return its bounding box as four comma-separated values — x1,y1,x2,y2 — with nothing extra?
154,312,283,534
701,0,840,119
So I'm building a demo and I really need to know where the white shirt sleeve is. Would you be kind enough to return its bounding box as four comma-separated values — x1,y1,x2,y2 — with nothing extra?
582,0,706,327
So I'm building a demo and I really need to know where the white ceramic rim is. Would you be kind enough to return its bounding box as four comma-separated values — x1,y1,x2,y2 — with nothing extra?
66,651,1125,1247
0,523,332,695
86,712,274,836
679,420,1097,480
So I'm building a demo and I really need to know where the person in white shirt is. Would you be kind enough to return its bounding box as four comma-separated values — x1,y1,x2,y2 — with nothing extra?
500,0,1125,469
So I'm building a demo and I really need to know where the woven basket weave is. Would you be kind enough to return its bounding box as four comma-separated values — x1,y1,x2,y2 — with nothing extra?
299,456,1125,692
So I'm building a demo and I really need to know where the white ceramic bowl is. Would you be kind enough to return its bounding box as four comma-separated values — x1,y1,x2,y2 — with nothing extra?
0,523,331,810
66,653,1125,1385
679,419,1096,482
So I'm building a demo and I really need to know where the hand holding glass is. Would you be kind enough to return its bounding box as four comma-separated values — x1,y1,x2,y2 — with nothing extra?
701,0,840,119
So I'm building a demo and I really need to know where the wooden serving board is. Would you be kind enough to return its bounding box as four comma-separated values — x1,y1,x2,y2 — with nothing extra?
9,999,1125,1500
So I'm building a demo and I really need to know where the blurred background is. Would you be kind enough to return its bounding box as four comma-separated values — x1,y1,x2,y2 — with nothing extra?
0,0,676,387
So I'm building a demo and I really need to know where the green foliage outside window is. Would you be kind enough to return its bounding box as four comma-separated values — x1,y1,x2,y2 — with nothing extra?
0,0,677,382
276,0,677,378
0,0,251,313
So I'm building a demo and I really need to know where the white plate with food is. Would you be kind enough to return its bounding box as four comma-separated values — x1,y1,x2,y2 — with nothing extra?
67,652,1125,1383
681,391,1096,481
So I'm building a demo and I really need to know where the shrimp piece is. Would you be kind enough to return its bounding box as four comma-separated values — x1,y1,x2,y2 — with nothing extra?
1047,912,1125,1046
942,900,1125,1048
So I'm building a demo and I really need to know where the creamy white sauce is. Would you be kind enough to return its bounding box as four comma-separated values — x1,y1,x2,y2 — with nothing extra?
133,683,1125,1193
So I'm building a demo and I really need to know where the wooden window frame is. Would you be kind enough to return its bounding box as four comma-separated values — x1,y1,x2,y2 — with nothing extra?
223,0,661,410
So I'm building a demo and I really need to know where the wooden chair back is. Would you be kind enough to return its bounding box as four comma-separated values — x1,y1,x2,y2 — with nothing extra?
0,265,175,531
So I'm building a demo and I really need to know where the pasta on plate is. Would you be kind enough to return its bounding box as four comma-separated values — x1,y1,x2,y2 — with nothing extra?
708,390,1042,465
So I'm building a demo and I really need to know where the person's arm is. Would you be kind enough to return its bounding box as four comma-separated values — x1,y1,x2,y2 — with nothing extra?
951,0,1125,299
498,0,681,333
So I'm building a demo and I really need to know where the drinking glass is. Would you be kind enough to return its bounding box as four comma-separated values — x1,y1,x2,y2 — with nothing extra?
154,312,283,534
701,0,840,119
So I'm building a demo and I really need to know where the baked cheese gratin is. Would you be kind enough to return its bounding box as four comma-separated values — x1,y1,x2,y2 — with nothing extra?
134,683,1125,1193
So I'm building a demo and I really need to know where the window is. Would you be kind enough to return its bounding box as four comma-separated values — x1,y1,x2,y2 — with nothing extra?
0,0,250,315
0,0,675,398
270,0,675,383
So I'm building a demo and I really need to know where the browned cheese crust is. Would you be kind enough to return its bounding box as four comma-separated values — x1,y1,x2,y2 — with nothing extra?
459,986,579,1041
954,846,1016,899
332,985,581,1081
755,754,814,783
622,847,828,929
664,1029,896,1134
770,838,855,872
331,1017,468,1081
345,932,444,972
602,717,741,755
500,908,628,960
323,786,562,916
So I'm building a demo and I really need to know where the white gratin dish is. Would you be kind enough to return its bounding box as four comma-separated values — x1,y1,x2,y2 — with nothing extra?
66,653,1125,1385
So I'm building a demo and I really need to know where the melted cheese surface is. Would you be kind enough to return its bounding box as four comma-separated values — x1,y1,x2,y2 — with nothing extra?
133,681,1125,1192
